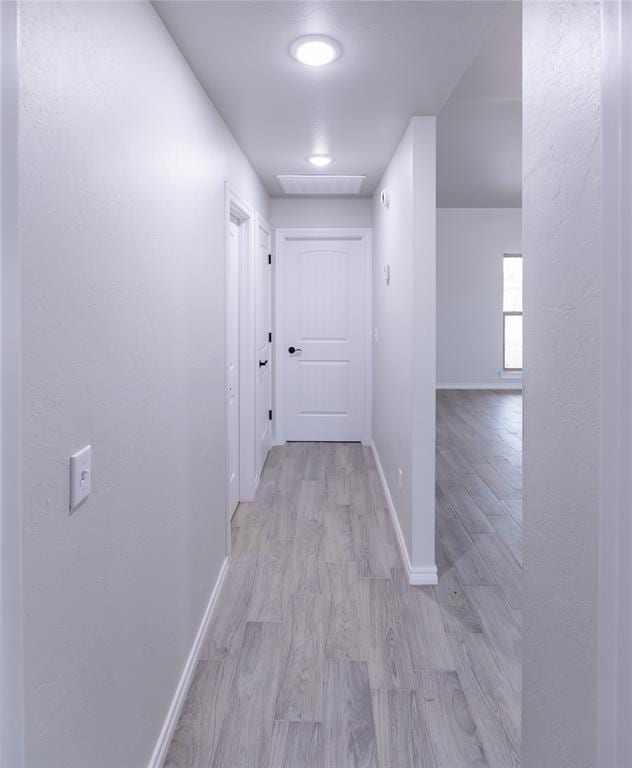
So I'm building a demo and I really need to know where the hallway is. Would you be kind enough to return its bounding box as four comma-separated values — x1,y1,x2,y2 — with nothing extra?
4,0,621,762
165,391,522,768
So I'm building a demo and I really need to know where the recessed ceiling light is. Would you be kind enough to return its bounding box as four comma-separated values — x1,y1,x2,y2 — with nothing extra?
290,35,341,67
307,154,334,167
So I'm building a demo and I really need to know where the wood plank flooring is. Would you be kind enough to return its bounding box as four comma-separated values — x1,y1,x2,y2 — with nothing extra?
166,390,522,768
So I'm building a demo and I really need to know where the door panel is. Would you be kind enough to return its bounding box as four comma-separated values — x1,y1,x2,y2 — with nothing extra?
227,217,240,515
255,220,272,478
299,250,347,339
284,238,366,441
298,361,349,413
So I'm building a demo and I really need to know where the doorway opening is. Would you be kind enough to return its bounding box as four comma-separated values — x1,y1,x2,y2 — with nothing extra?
225,186,273,551
225,186,256,554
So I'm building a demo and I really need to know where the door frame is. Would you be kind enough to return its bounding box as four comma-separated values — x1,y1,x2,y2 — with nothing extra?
597,0,632,762
1,2,24,764
273,227,373,446
226,214,241,519
254,212,272,484
224,185,257,553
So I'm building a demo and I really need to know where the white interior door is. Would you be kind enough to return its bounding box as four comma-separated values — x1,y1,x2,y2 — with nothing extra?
283,235,367,442
255,219,272,478
227,216,240,515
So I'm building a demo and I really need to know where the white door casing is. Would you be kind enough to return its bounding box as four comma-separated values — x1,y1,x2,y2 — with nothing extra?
1,2,24,764
598,1,632,764
275,229,372,444
255,215,272,480
226,216,240,516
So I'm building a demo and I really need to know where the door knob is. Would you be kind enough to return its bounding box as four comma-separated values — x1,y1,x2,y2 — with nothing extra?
259,359,268,367
288,346,302,354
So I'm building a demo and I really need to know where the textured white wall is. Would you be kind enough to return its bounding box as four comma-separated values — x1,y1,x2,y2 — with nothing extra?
270,197,372,229
410,117,437,575
437,208,522,386
373,126,414,551
19,2,268,766
522,2,601,766
372,117,436,574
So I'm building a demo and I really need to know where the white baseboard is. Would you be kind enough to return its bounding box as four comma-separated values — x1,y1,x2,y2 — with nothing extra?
370,441,438,586
408,565,439,586
436,382,522,391
148,557,229,768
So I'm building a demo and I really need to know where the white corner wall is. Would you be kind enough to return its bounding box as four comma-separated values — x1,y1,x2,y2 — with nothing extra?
19,2,268,766
270,197,372,229
522,2,601,766
372,117,437,583
437,208,522,387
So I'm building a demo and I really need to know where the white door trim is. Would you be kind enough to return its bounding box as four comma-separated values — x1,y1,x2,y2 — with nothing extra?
254,212,272,483
224,185,257,554
598,1,632,763
1,2,24,764
226,216,240,518
273,227,372,446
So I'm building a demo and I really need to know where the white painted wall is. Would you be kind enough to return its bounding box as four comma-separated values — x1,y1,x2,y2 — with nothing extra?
270,197,372,229
19,2,268,766
410,118,438,582
372,117,437,582
522,2,601,766
436,208,522,387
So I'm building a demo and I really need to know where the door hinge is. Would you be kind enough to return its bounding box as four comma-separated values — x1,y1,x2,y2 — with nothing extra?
268,409,273,421
268,253,272,265
268,331,272,343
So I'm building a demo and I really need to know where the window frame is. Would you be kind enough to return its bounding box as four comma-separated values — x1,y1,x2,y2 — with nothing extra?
502,253,523,372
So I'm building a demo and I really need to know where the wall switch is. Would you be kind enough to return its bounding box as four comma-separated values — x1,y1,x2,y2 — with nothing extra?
397,467,403,489
70,445,92,510
384,264,391,285
374,327,379,343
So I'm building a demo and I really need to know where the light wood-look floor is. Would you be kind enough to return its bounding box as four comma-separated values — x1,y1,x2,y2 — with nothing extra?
165,390,522,768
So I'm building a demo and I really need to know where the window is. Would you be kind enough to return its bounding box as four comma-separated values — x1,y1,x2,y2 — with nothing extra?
503,254,522,371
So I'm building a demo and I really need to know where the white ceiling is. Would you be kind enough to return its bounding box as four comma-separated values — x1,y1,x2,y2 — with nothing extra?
437,2,522,207
154,1,510,197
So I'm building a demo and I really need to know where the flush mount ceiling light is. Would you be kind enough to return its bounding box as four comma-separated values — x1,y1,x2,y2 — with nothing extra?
290,35,341,66
307,154,334,167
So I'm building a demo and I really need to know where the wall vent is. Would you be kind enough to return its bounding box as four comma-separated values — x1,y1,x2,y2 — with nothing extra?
276,174,366,195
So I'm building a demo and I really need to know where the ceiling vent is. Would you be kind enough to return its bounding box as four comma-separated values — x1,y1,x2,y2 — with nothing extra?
276,174,366,195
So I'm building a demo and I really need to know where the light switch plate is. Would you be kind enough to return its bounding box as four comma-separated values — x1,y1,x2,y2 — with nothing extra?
70,445,92,510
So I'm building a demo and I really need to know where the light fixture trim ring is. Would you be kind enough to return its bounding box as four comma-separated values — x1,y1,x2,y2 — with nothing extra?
290,34,342,66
